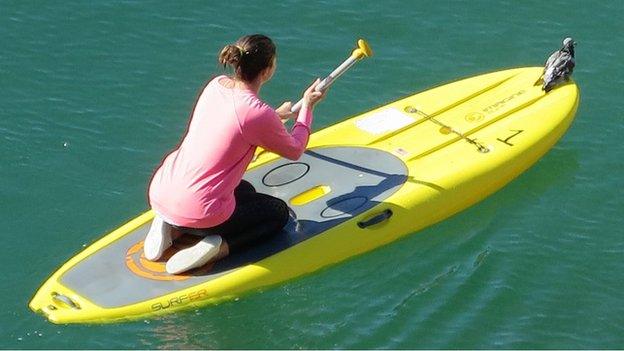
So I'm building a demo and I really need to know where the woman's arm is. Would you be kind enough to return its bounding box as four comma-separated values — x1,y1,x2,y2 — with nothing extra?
243,79,325,160
243,103,313,160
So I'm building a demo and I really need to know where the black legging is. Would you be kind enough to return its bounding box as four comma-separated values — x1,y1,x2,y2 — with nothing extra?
173,180,289,253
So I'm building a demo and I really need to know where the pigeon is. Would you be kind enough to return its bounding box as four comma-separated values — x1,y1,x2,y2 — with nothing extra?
539,37,576,92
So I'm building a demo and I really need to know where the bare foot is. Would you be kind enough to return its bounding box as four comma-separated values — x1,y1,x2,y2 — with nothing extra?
170,228,183,241
212,240,230,261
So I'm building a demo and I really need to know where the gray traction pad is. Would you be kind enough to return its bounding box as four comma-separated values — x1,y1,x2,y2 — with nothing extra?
61,146,408,307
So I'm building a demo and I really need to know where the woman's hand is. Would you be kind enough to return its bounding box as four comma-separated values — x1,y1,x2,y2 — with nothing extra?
276,101,296,122
303,78,327,109
277,78,327,123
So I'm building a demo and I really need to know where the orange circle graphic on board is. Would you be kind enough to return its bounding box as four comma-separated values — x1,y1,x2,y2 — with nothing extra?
124,236,214,281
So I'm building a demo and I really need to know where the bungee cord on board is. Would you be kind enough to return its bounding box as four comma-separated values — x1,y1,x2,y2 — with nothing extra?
404,106,490,153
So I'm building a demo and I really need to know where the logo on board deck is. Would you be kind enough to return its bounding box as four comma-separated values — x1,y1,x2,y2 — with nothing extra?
124,236,214,281
465,112,485,122
482,90,526,114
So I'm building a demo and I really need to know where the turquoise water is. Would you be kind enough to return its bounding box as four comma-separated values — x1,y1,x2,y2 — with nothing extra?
2,1,623,348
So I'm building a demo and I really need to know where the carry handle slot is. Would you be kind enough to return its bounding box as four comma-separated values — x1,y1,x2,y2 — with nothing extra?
51,292,81,310
357,209,393,228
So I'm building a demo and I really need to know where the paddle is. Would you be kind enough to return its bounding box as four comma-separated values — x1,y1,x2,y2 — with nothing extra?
290,39,373,113
258,39,372,161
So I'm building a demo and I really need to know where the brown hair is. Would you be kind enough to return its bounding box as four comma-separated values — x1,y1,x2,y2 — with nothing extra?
218,34,276,82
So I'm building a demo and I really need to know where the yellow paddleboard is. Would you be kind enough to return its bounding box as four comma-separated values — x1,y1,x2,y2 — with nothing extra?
29,67,579,324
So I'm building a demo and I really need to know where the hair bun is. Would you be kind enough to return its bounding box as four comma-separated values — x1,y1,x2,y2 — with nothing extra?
218,44,242,66
217,34,276,82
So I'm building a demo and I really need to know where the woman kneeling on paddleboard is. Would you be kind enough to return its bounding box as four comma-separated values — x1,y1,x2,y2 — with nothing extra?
145,34,326,274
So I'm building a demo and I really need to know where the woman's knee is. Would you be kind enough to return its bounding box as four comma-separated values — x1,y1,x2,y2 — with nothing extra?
272,198,290,228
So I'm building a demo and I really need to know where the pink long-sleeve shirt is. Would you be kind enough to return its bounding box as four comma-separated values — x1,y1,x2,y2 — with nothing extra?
148,75,313,228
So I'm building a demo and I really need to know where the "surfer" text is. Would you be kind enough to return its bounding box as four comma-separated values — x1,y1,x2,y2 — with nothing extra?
151,289,208,311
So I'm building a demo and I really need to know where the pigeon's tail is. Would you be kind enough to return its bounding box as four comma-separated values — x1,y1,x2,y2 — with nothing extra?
534,75,544,86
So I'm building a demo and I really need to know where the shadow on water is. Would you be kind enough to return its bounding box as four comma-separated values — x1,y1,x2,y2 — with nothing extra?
412,145,580,248
378,146,581,318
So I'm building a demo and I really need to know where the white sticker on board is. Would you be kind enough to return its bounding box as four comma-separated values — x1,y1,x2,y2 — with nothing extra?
355,108,415,135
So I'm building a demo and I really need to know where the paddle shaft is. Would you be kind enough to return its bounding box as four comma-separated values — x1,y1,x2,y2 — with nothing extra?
290,55,360,113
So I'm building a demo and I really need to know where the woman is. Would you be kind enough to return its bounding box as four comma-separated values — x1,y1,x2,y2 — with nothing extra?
144,34,326,274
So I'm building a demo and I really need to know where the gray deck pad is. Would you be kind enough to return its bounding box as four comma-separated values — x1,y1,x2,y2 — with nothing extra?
61,146,408,308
